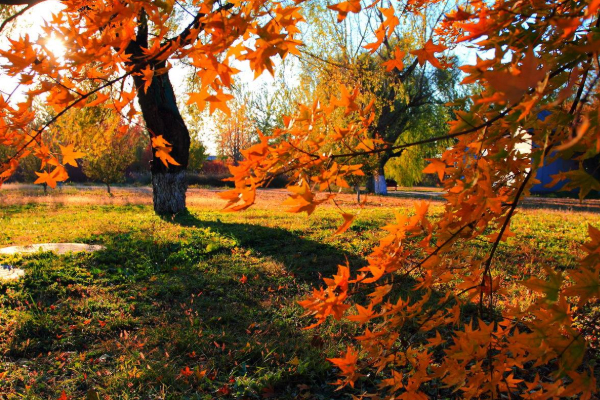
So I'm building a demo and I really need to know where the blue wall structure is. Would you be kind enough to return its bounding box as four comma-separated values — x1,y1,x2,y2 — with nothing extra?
530,157,578,193
529,110,579,194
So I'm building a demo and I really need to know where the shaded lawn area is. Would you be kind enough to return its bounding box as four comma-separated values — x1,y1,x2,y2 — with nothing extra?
0,204,391,400
0,200,599,399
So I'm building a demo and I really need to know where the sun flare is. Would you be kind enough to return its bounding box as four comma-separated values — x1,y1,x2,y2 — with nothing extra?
43,36,66,59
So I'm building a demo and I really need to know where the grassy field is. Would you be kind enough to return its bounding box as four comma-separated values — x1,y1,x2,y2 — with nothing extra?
0,187,598,399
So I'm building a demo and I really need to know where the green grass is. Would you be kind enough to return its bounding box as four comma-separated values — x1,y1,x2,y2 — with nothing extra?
0,201,598,399
0,203,392,399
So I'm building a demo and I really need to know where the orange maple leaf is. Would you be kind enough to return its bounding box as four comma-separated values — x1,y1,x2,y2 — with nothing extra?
335,213,355,235
482,49,548,104
383,48,405,72
327,346,361,387
219,182,257,212
563,371,597,400
50,165,69,182
410,39,447,68
85,92,109,108
521,266,564,302
138,65,154,94
205,91,234,116
422,159,446,182
330,85,360,116
180,366,193,377
379,7,399,34
151,136,180,167
34,170,57,188
151,135,171,148
445,7,472,22
283,180,334,215
60,144,85,167
195,367,207,379
564,266,600,306
346,304,374,323
186,87,210,111
457,9,494,42
327,0,361,22
155,147,180,167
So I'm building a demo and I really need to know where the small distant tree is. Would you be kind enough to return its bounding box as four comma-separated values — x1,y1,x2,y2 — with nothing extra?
83,123,145,195
187,138,207,173
49,106,146,194
215,98,256,166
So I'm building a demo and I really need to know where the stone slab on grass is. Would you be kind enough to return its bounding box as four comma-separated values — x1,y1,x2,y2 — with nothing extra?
0,243,105,255
0,264,25,282
0,243,105,282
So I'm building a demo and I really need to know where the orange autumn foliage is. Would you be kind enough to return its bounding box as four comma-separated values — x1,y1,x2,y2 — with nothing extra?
0,0,304,185
218,0,600,399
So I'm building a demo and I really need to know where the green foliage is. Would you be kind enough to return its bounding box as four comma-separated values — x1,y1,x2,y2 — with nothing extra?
383,102,450,186
287,3,462,184
48,106,147,193
188,138,207,173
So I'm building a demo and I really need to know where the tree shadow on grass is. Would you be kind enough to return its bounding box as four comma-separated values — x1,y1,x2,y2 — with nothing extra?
169,210,371,283
3,210,409,399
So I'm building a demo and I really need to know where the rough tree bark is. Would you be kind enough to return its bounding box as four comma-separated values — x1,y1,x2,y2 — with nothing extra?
134,70,190,215
127,11,191,215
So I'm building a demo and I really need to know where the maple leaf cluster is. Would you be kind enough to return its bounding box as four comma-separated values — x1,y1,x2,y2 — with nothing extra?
221,0,600,398
0,0,305,184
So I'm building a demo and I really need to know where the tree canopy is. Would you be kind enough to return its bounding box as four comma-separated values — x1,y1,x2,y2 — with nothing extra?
0,0,304,213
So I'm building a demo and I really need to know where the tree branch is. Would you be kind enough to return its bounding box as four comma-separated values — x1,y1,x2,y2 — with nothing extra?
164,2,234,47
0,3,32,33
0,0,45,5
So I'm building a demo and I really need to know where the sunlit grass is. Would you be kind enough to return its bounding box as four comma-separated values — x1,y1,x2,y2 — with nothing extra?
0,187,598,398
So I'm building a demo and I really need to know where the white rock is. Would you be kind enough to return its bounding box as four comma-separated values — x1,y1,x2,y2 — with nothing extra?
0,264,25,282
0,243,105,255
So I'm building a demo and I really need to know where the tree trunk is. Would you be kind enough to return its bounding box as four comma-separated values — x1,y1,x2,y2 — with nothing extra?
374,156,389,195
151,170,187,214
134,70,190,215
126,14,190,215
373,173,387,195
106,182,111,195
355,183,361,203
367,162,389,196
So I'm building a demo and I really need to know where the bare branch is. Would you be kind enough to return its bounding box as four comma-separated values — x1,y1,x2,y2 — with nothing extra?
0,0,46,5
0,3,32,33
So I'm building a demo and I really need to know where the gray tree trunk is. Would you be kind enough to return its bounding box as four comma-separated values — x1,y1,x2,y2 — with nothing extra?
151,170,187,215
126,14,190,216
373,174,387,195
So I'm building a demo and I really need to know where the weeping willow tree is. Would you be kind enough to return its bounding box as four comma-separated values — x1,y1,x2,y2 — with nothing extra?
385,130,445,187
383,66,459,187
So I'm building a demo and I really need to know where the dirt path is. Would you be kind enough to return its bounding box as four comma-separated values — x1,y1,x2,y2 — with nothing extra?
1,184,598,213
